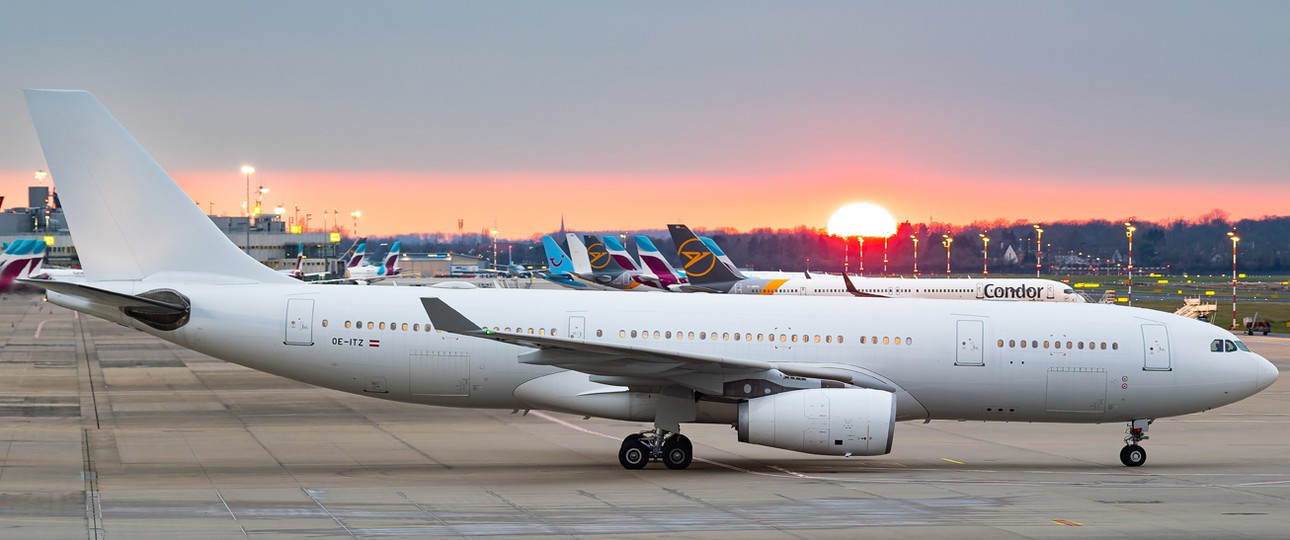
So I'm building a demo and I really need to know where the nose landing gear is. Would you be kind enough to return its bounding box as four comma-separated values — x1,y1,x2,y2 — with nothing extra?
618,428,693,470
1120,418,1151,467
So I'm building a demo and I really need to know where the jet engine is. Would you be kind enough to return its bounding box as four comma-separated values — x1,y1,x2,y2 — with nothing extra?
737,387,896,456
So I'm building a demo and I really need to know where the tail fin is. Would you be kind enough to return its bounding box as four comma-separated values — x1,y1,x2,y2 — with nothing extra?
601,235,640,272
582,234,624,275
565,233,593,274
665,224,746,286
381,241,401,276
542,236,574,274
635,236,683,284
347,243,367,269
24,90,291,283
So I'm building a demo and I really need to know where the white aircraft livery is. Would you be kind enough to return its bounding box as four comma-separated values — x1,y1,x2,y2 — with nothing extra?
23,90,1277,470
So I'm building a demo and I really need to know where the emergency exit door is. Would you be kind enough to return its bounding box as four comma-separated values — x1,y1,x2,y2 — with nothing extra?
955,320,984,366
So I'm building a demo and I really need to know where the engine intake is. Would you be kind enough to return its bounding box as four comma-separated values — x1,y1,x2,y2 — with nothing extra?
738,388,895,456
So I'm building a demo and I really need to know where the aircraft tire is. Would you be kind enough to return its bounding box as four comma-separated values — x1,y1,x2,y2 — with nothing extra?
662,435,693,470
619,434,650,470
1120,444,1146,467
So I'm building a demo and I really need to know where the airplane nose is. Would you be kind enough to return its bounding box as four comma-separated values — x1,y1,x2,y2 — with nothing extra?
1256,357,1279,392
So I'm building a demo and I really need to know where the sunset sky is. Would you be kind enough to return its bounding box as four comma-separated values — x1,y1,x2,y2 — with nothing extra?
2,2,1288,238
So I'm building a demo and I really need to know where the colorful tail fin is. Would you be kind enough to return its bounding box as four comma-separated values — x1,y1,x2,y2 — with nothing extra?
666,224,747,285
635,236,684,286
380,241,401,276
542,236,575,275
601,235,641,272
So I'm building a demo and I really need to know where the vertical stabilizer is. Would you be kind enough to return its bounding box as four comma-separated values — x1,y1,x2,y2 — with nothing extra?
666,224,747,285
24,90,292,283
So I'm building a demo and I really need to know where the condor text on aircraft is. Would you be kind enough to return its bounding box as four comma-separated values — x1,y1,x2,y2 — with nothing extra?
24,90,1276,471
669,224,1085,301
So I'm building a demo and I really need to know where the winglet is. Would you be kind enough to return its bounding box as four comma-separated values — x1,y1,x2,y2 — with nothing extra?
841,272,887,298
421,297,488,334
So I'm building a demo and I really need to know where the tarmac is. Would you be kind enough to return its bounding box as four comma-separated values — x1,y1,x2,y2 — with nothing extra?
0,288,1287,539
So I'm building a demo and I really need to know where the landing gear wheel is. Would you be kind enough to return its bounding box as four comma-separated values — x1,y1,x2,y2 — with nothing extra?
662,435,693,470
1120,444,1146,467
618,434,650,470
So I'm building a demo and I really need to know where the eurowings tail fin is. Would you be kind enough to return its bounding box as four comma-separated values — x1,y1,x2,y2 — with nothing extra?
24,90,292,284
381,241,401,276
601,235,640,272
347,243,367,269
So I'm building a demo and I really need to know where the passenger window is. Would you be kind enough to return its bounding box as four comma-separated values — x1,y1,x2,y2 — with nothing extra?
597,329,603,337
894,337,901,345
997,339,1004,348
619,330,626,338
699,332,706,340
344,321,352,329
688,332,695,340
791,335,798,343
861,336,867,344
401,323,408,331
653,331,660,339
745,333,752,342
1054,341,1061,350
1112,342,1118,350
882,337,890,345
826,335,833,343
1009,339,1016,348
1066,341,1073,349
1078,341,1084,350
631,330,638,338
1032,340,1038,349
538,328,545,336
779,334,787,342
367,322,374,330
665,331,672,339
321,320,329,328
838,335,844,344
814,335,821,343
904,337,910,346
1021,340,1028,349
734,333,741,341
413,323,420,331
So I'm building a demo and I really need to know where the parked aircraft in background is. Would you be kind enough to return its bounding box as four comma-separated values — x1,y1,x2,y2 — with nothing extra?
563,234,650,291
23,90,1275,472
669,225,1084,302
0,239,49,290
344,241,401,284
539,235,590,290
279,242,306,280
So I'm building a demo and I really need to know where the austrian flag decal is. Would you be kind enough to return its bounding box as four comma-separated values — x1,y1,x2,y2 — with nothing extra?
369,339,381,348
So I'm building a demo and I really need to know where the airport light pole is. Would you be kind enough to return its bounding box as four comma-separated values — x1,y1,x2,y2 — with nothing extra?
942,234,953,275
910,234,919,276
1125,222,1135,306
241,165,254,255
350,210,361,236
858,236,865,275
882,236,889,276
1034,224,1044,277
490,229,499,272
1228,231,1240,330
979,233,989,276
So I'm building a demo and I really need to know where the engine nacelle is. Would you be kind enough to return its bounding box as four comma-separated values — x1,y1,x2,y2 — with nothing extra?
738,388,896,456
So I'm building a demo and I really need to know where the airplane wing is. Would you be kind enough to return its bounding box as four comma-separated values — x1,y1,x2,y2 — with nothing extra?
420,297,882,394
422,297,771,376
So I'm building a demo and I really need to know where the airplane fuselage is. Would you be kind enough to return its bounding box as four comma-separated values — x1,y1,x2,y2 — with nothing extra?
51,283,1271,427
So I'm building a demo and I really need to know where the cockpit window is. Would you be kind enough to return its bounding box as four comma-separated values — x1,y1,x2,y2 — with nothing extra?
1225,340,1238,352
1211,339,1223,353
1234,340,1250,352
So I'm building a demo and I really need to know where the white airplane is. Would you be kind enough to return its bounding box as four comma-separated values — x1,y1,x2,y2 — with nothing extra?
670,225,1086,302
23,90,1277,471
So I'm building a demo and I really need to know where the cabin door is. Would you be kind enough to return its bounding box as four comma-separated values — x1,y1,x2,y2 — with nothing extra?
955,320,984,366
568,316,586,339
1141,324,1172,371
284,298,314,346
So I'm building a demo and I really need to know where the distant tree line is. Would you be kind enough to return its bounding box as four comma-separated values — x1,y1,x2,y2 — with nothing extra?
371,212,1290,276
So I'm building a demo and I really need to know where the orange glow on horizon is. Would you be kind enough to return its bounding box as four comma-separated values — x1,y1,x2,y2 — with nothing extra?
1,168,1286,238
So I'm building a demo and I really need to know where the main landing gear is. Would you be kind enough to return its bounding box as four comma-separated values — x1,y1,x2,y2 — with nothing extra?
618,428,693,470
1120,418,1151,467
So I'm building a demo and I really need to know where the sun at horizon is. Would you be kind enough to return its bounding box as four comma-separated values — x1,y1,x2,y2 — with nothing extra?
826,202,897,238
